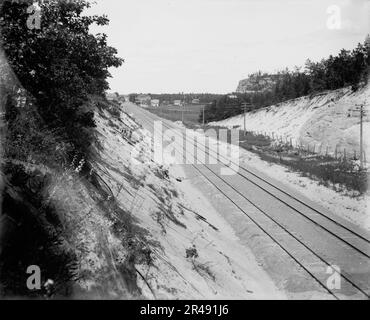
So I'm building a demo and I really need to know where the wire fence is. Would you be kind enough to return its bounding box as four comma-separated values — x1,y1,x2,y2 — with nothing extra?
248,130,367,165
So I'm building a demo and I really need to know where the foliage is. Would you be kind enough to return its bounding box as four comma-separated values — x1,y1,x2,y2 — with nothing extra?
237,131,368,195
204,38,370,123
200,96,243,123
141,93,223,105
0,0,123,157
0,0,123,297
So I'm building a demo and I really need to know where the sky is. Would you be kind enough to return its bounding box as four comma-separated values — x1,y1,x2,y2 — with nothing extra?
88,0,370,94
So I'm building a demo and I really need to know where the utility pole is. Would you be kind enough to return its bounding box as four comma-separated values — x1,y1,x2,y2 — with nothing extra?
244,104,246,135
182,92,185,125
360,104,364,169
352,103,367,169
202,105,205,127
242,103,252,136
182,104,184,124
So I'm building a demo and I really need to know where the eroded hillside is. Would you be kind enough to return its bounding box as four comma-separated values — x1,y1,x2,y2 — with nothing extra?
211,85,370,158
90,105,283,299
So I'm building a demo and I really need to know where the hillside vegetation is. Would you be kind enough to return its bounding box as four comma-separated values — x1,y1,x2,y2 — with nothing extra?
0,0,126,297
203,36,370,123
210,84,370,158
0,0,280,300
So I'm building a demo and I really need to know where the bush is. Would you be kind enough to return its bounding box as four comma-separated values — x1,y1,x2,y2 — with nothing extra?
0,0,123,297
0,0,123,158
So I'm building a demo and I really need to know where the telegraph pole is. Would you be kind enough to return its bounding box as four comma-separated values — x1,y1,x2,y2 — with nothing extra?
202,105,205,127
182,92,185,125
360,104,364,169
244,104,246,135
242,102,251,136
353,103,366,169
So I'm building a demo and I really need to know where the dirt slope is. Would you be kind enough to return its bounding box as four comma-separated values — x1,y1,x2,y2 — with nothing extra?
211,85,370,158
92,106,284,299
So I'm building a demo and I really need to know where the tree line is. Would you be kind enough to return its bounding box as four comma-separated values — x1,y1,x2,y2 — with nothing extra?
1,0,123,161
202,37,370,123
129,93,223,104
0,0,123,296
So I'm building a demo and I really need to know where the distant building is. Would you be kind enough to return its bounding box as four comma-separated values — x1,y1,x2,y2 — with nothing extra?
151,99,160,107
228,94,238,99
112,96,125,104
173,100,183,106
191,99,200,104
135,94,151,107
106,93,118,101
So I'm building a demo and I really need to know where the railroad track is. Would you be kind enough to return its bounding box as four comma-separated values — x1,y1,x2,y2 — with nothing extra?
125,104,370,300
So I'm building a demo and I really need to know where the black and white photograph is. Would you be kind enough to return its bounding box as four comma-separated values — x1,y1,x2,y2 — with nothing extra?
0,0,369,305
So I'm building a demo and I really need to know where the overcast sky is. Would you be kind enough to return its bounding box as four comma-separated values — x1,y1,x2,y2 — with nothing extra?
88,0,370,94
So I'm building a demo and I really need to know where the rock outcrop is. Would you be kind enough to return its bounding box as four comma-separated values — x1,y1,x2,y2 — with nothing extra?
236,73,280,94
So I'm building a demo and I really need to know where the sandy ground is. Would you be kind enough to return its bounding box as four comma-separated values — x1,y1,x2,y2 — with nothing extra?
238,149,370,232
124,101,370,299
206,86,370,231
124,102,370,299
210,84,370,158
94,107,285,299
179,118,369,232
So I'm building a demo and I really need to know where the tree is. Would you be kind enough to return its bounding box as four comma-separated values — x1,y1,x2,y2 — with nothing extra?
0,0,123,156
0,0,124,297
203,38,369,123
129,93,138,103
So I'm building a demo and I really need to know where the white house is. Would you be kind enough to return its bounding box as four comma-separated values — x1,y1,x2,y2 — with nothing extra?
106,93,118,101
135,94,151,107
151,99,160,107
173,100,183,106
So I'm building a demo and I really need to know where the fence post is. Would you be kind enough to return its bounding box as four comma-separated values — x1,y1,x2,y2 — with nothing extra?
363,151,367,166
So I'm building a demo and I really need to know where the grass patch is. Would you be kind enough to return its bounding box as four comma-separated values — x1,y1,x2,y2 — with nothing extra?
206,127,369,196
186,246,215,282
146,104,205,126
146,103,368,195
